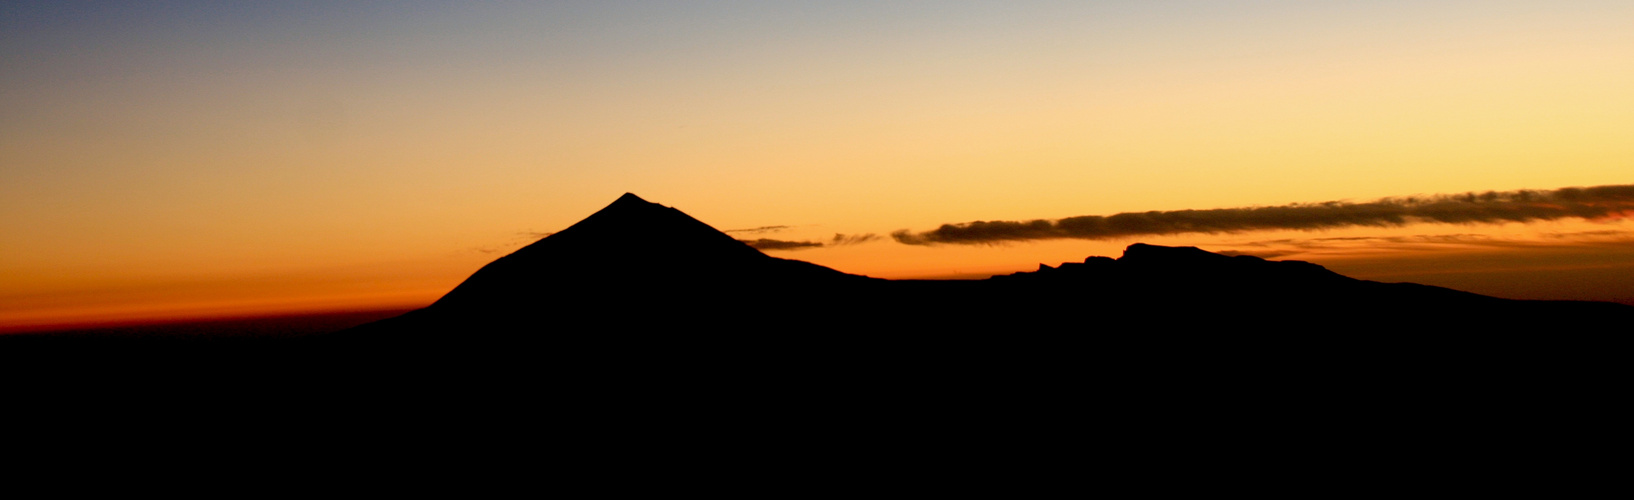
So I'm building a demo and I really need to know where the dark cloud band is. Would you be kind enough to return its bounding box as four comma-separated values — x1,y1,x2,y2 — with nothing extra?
741,238,824,250
892,184,1634,245
741,233,880,251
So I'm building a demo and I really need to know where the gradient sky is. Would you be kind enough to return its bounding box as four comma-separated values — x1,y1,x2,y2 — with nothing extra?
4,1,1632,331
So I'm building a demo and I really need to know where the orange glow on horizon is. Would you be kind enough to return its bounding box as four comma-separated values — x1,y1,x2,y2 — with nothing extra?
4,3,1631,330
0,290,434,335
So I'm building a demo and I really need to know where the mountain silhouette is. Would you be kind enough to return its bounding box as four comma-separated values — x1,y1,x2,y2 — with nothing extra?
13,193,1628,462
342,193,1630,345
342,193,876,341
317,193,1630,449
431,193,869,312
18,192,1627,355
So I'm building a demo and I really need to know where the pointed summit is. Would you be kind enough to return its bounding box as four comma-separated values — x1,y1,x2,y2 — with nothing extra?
588,192,656,216
425,193,865,313
537,192,762,261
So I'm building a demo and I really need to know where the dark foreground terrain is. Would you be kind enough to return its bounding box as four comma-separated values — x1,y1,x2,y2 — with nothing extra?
8,194,1627,474
11,193,1630,367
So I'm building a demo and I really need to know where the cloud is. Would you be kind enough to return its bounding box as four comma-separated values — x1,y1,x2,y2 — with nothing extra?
1232,234,1499,250
740,233,880,251
740,238,825,251
831,233,880,245
469,230,558,254
725,225,793,235
1231,229,1634,253
1217,249,1299,259
1193,229,1634,268
892,184,1634,245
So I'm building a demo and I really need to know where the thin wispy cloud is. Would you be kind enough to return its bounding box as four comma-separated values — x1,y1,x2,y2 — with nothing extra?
830,233,881,246
892,184,1634,245
470,230,557,254
1216,249,1300,259
1186,229,1634,269
740,238,825,251
725,225,794,235
1228,229,1634,254
741,233,880,251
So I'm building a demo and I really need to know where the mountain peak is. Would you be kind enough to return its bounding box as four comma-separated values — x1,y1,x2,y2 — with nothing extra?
582,192,663,219
559,192,730,246
424,193,863,311
612,192,649,205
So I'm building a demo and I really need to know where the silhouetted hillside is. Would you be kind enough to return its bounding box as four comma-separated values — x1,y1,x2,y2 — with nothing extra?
13,192,1629,360
341,193,1630,346
305,193,1630,447
10,193,1627,466
433,193,870,308
338,193,878,342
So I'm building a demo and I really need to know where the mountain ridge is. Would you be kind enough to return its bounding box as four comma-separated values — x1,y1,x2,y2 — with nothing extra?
12,193,1629,436
343,193,1630,344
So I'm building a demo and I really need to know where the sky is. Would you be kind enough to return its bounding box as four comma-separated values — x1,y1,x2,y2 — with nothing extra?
3,1,1632,332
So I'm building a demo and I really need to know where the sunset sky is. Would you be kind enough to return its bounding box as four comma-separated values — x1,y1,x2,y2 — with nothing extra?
4,1,1632,332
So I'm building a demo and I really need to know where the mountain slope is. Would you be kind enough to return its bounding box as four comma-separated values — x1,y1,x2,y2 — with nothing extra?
343,193,876,339
431,193,867,311
349,194,1631,343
